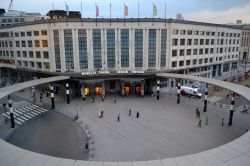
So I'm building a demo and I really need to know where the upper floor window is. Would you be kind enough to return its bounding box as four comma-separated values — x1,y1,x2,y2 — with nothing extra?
41,30,47,36
34,31,39,36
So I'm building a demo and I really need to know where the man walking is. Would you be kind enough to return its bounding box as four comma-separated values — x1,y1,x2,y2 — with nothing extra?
136,111,140,118
205,115,208,125
117,114,120,122
129,109,131,116
101,110,104,118
197,118,202,127
196,108,200,119
222,118,224,126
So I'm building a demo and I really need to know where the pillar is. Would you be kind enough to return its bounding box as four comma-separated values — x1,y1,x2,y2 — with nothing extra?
157,80,160,100
177,81,181,104
141,80,144,97
81,82,85,100
66,83,70,104
228,92,235,126
50,83,55,109
203,88,208,112
8,96,15,128
121,80,125,97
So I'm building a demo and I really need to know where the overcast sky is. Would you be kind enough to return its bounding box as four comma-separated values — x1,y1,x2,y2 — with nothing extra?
1,0,250,24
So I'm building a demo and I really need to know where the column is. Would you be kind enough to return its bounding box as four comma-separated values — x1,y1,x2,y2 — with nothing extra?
177,81,181,104
141,80,144,97
121,80,125,97
8,96,15,128
81,82,85,100
66,82,70,104
157,80,160,100
228,92,235,126
203,88,208,112
50,83,55,109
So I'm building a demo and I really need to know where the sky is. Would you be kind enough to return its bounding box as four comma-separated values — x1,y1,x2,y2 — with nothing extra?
1,0,250,24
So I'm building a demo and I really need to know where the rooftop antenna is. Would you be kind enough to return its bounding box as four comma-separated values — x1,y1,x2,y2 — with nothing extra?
8,0,14,12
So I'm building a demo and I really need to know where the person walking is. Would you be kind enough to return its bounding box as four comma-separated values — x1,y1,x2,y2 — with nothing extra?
196,108,200,119
205,115,208,125
101,110,104,118
99,111,102,118
102,95,105,101
40,92,43,102
84,143,89,152
128,109,131,116
222,118,224,126
113,97,116,104
92,96,95,103
197,118,202,127
117,114,120,122
136,111,140,118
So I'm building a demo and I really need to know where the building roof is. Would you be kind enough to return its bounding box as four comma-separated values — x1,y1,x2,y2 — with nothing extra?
0,17,243,30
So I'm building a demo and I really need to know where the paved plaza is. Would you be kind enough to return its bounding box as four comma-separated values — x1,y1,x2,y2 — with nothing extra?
6,88,250,162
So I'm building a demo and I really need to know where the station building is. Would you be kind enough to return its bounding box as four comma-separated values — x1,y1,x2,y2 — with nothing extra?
0,18,241,97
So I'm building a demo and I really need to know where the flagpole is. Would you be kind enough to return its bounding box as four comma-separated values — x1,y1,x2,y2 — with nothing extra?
137,3,139,26
95,3,97,26
123,3,125,26
81,1,82,18
153,3,154,26
165,4,166,26
110,3,111,26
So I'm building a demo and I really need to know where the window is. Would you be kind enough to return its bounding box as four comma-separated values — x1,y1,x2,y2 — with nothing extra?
172,39,178,46
172,29,178,35
78,29,88,69
64,29,74,69
180,39,185,46
27,31,32,36
34,31,39,36
93,29,102,68
179,49,185,56
199,48,203,55
193,59,197,65
14,18,19,22
28,40,32,47
200,31,205,35
180,30,186,35
172,50,177,57
210,48,214,54
15,41,20,47
160,29,167,67
21,40,26,47
107,29,116,68
204,58,208,63
187,39,192,45
36,51,41,58
205,39,209,45
35,40,40,47
211,39,215,45
206,31,210,36
53,30,61,69
22,51,27,57
20,32,25,37
194,39,198,45
7,19,12,22
172,61,177,67
41,30,47,35
209,58,213,63
42,40,48,47
29,51,33,58
220,39,224,45
200,39,204,45
199,59,203,64
193,49,198,55
186,60,191,66
29,61,35,67
194,31,199,35
43,51,49,59
36,62,42,69
17,51,21,57
187,30,192,35
179,61,184,66
205,48,209,54
187,49,191,55
211,32,215,36
9,41,13,47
